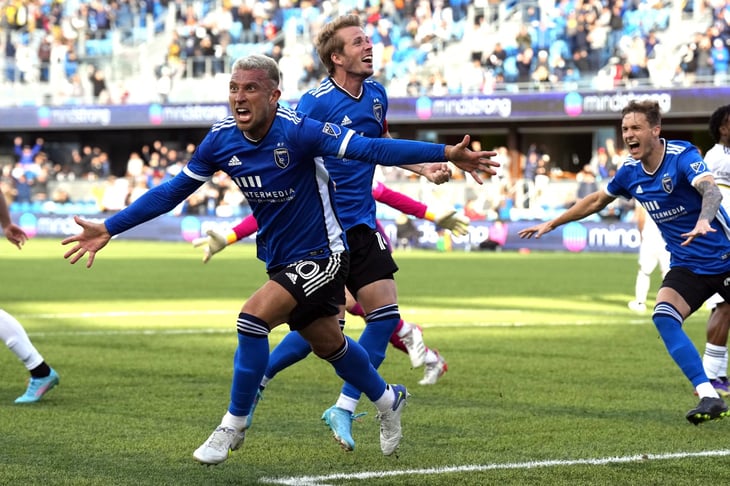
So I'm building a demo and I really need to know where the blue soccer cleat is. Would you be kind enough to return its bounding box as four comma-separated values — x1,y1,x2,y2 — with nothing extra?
244,388,264,429
321,405,362,451
15,368,60,404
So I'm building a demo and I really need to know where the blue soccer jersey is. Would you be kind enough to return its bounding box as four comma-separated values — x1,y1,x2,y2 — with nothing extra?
296,78,388,230
607,139,730,274
105,106,447,269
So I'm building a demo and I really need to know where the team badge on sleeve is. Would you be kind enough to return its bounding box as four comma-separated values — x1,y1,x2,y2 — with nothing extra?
274,148,290,169
690,161,707,173
322,122,342,138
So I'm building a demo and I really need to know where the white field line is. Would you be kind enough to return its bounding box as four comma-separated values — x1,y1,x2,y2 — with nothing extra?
259,450,730,486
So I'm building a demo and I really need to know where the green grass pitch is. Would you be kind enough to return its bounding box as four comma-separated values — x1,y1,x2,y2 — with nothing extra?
1,238,729,485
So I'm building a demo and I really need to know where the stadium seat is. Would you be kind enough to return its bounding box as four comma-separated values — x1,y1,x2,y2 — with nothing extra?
85,39,113,57
502,56,519,83
229,21,243,42
549,39,570,64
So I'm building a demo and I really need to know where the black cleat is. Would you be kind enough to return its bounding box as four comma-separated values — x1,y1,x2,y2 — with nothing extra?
686,397,729,425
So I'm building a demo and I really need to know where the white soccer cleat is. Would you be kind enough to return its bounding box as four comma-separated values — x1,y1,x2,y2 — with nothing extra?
400,325,426,368
193,426,246,465
377,384,408,456
419,351,448,385
628,300,647,313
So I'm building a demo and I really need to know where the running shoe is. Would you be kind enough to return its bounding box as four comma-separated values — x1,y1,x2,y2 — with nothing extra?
15,368,60,404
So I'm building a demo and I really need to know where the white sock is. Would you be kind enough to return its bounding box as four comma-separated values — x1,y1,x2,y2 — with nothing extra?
424,348,438,365
703,343,727,379
220,411,248,431
0,310,44,370
334,393,359,414
373,385,395,413
397,320,413,338
696,381,720,399
634,271,650,303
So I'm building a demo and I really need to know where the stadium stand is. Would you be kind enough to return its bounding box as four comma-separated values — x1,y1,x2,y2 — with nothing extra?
2,0,725,105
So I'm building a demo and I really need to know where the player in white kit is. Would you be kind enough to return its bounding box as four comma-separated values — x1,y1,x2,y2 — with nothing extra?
700,104,730,397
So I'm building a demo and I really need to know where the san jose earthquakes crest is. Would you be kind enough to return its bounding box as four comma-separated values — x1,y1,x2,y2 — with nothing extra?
661,174,673,193
373,102,383,122
274,148,290,169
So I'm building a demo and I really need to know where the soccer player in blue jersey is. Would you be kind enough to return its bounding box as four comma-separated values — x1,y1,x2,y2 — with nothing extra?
243,14,483,452
61,54,498,464
518,99,730,424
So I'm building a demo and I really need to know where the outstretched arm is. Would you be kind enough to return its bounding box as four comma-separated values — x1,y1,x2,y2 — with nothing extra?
518,190,615,239
342,131,498,184
372,182,470,235
63,172,203,267
61,216,112,268
445,135,498,184
373,182,428,219
400,162,452,185
379,126,451,184
680,174,721,246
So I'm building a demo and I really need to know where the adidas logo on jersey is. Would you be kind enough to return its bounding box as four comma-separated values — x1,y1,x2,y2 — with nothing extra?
340,115,352,126
228,155,242,166
286,272,298,284
636,185,643,194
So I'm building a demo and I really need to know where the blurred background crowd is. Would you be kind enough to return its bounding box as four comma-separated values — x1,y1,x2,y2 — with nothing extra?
1,131,633,226
2,0,729,103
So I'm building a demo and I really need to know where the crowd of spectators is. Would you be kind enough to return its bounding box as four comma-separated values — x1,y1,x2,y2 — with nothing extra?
1,135,251,219
2,1,730,104
1,131,642,226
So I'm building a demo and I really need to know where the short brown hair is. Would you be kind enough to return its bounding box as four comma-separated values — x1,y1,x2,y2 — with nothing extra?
621,100,662,127
315,14,363,75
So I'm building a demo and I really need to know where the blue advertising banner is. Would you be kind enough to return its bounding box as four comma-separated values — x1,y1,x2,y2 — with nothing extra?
1,87,727,130
15,211,643,254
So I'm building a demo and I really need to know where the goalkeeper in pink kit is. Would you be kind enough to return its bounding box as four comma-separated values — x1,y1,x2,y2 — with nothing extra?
194,181,465,384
